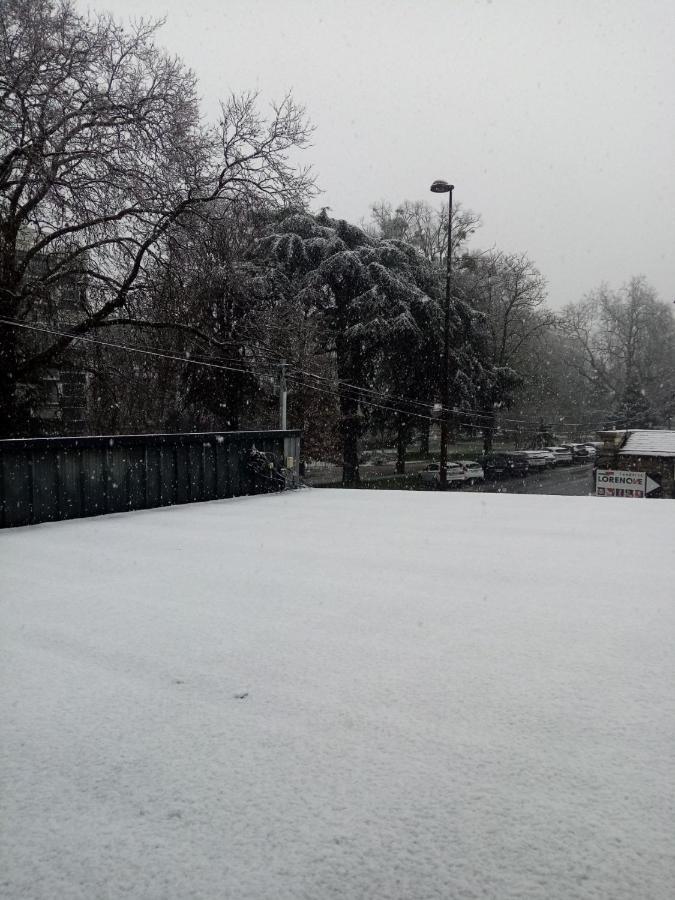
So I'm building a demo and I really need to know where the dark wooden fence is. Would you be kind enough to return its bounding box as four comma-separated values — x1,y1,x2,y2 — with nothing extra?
0,430,301,528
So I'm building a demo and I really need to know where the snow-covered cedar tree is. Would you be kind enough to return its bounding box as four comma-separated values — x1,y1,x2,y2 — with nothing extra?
257,212,439,482
258,210,500,482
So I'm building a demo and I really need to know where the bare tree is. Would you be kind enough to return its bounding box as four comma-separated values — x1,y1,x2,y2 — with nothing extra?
463,251,548,366
0,0,313,435
367,198,481,265
460,250,552,449
561,277,675,427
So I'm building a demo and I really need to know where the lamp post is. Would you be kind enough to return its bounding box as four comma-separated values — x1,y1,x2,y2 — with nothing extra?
430,179,454,489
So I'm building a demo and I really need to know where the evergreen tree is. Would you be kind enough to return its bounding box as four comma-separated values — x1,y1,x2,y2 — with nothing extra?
615,377,653,429
258,211,440,483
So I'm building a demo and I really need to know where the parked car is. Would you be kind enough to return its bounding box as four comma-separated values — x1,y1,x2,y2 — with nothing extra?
482,452,529,478
513,450,550,469
562,443,591,463
503,452,530,477
361,449,396,465
456,460,485,485
545,446,573,465
419,461,466,486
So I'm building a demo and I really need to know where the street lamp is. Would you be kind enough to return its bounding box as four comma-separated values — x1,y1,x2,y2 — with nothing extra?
430,179,454,489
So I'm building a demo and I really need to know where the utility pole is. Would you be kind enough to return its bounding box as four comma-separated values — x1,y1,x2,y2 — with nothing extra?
279,360,287,430
430,179,454,489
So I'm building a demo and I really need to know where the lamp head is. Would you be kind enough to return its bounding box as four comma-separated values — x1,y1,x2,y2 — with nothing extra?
430,180,454,193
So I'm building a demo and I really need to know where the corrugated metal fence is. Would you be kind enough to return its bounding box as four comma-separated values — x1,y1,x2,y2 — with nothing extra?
0,430,301,528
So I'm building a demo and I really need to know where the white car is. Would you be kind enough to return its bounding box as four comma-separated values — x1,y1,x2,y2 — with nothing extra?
545,446,573,465
536,449,557,466
419,462,466,486
456,460,485,485
513,450,549,469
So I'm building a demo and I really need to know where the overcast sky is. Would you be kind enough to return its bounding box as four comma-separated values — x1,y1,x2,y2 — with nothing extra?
86,0,674,309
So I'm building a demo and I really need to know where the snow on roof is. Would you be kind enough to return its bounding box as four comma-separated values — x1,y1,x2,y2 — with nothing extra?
619,429,675,457
2,491,674,899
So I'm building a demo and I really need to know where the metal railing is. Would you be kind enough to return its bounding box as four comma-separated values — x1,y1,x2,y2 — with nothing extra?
0,430,301,528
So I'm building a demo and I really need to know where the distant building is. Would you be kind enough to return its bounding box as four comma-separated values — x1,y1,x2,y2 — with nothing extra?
17,228,88,434
595,429,675,499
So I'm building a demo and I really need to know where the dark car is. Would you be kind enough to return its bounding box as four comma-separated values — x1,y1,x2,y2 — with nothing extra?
562,443,591,463
482,452,529,478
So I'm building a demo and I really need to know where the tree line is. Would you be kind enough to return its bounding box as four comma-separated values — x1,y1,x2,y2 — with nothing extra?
2,1,673,483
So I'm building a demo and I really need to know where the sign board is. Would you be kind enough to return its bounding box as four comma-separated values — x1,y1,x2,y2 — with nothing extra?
645,474,661,496
595,469,659,498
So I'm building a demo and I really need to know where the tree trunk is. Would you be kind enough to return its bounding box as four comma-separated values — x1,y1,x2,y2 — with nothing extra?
396,422,408,474
419,423,430,456
482,418,494,453
0,326,30,438
0,252,28,436
335,325,362,486
339,390,360,485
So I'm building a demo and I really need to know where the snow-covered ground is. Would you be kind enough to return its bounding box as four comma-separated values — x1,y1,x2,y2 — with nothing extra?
1,490,674,900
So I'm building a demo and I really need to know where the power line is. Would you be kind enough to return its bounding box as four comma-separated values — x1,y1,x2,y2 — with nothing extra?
1,317,480,427
0,318,278,380
286,363,537,425
234,323,514,422
1,317,625,433
0,316,489,426
285,372,493,431
266,352,628,430
142,319,597,430
237,330,540,425
240,347,620,430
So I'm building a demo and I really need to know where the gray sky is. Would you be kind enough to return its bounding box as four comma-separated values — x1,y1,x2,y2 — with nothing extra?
87,0,674,309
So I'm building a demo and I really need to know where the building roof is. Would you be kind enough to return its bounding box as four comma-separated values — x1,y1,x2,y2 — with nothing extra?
619,429,675,457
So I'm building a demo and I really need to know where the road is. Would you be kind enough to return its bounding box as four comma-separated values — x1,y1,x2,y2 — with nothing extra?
305,461,596,496
305,459,429,485
467,463,595,496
